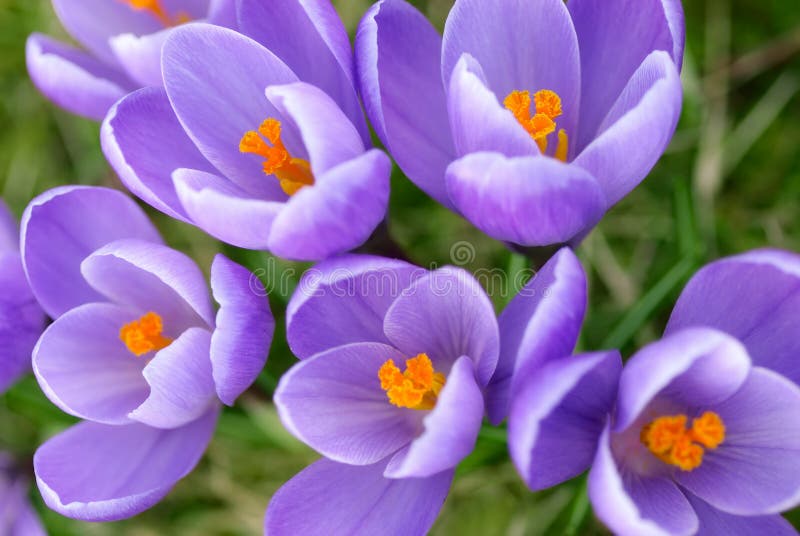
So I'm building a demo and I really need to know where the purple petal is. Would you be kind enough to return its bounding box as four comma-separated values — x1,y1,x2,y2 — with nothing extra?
32,303,148,425
209,254,274,405
267,150,391,261
275,343,420,465
446,152,606,247
486,247,587,424
676,367,800,515
385,356,483,478
265,457,453,536
383,266,499,386
81,239,214,329
509,351,621,490
0,254,46,393
101,86,216,222
265,82,365,176
568,0,684,148
129,327,216,429
237,0,368,143
573,51,682,205
162,23,298,198
26,34,132,121
34,407,218,521
686,494,796,536
0,199,17,253
173,168,282,249
589,424,698,536
286,254,420,359
207,0,237,27
109,29,168,87
21,186,162,319
442,0,581,141
615,327,752,432
356,0,455,207
667,249,800,385
447,54,538,158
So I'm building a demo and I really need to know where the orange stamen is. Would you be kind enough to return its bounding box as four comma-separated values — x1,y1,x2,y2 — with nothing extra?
503,89,569,161
641,412,726,472
378,353,446,410
119,312,172,357
239,119,315,196
121,0,190,27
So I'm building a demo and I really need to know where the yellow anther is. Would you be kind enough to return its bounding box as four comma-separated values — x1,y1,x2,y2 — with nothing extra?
640,412,726,472
121,0,190,27
504,89,569,160
119,312,172,357
239,119,315,196
378,353,446,411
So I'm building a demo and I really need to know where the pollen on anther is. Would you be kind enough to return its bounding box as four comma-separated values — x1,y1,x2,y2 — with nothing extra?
119,312,172,357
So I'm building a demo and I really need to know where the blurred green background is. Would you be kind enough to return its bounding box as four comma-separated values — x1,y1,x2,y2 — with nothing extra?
1,0,799,534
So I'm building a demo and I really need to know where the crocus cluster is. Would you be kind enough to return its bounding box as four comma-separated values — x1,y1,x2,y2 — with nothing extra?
21,186,273,521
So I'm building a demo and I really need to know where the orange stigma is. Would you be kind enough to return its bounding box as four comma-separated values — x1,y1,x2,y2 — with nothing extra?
239,119,315,196
119,312,172,357
121,0,190,27
503,89,569,161
640,411,726,471
378,353,446,410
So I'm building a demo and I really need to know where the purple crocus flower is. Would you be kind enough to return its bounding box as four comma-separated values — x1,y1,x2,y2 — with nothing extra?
265,255,500,534
26,0,236,120
357,0,684,246
102,17,389,261
0,454,46,536
20,186,274,521
0,200,46,393
508,249,800,535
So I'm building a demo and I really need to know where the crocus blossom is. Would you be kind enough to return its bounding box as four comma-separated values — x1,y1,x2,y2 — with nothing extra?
0,199,46,393
20,186,274,521
0,454,46,535
102,19,389,261
508,249,800,535
265,255,500,534
26,0,235,120
357,0,684,246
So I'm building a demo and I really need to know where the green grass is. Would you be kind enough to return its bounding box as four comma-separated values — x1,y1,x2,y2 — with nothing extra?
1,0,799,534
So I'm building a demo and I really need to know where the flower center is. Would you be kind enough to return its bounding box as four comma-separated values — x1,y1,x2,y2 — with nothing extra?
120,0,190,27
503,89,568,162
378,353,446,411
119,312,173,357
239,119,315,196
640,412,726,471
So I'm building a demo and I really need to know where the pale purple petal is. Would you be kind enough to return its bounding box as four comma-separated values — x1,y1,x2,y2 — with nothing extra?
21,186,162,318
686,494,796,536
568,0,684,148
101,86,216,222
34,407,218,521
0,199,17,253
172,168,283,249
447,54,538,158
267,150,391,261
265,457,453,536
286,254,420,359
265,82,365,175
356,0,455,207
446,152,606,247
81,239,213,329
615,327,751,432
162,23,298,198
109,29,168,87
385,356,483,478
237,0,368,143
573,51,682,205
509,351,621,490
442,0,581,140
486,247,587,424
129,327,216,429
667,249,800,385
209,254,274,405
26,34,132,121
677,367,800,515
32,303,148,425
383,266,499,386
274,343,420,465
589,425,698,536
208,0,237,27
